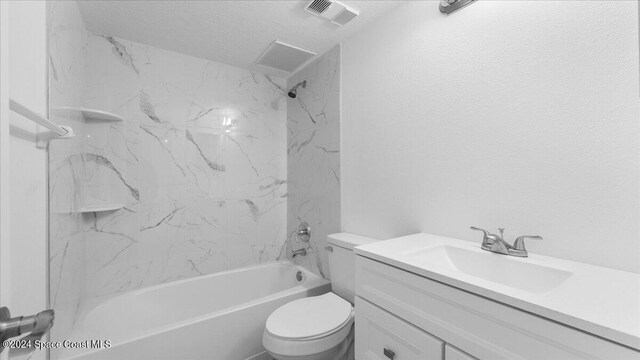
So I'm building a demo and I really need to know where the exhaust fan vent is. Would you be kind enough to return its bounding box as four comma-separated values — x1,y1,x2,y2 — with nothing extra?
305,0,359,26
332,7,358,26
254,41,316,74
306,0,332,15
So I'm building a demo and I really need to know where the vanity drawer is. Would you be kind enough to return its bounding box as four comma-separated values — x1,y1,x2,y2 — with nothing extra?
356,256,640,360
445,344,477,360
355,296,444,360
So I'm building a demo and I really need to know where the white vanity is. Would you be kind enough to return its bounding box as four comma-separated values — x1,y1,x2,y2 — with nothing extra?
353,233,640,360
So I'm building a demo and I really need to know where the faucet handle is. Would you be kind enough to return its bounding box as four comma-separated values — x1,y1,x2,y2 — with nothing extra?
471,226,497,251
296,222,311,243
513,235,542,251
470,226,503,240
470,226,490,237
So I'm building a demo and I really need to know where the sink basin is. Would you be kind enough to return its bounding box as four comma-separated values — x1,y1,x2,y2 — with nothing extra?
405,245,572,293
355,233,640,349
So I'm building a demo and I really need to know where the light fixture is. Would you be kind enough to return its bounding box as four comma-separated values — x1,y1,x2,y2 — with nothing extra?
440,0,477,15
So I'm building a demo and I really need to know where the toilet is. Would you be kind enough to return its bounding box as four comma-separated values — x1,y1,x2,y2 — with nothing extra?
262,233,377,360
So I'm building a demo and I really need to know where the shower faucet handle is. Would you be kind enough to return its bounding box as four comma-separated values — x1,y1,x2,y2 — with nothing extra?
296,222,311,243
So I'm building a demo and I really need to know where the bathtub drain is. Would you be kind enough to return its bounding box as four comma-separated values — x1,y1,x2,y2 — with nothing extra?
296,271,304,281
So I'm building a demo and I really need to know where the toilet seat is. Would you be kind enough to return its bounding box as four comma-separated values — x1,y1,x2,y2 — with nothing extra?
266,293,353,340
263,293,354,357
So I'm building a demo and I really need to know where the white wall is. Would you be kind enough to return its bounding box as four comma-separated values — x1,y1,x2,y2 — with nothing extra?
341,1,640,273
4,1,48,360
0,0,10,323
7,0,48,312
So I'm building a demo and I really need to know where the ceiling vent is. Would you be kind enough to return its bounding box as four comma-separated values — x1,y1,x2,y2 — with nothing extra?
305,0,359,26
254,41,316,74
307,0,332,14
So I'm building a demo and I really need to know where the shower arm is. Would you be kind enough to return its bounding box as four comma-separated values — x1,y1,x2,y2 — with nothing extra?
287,80,307,98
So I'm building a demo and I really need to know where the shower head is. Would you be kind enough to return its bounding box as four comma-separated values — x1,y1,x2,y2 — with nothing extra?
288,80,307,98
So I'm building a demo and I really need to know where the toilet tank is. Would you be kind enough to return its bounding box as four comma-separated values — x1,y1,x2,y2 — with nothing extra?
327,233,379,303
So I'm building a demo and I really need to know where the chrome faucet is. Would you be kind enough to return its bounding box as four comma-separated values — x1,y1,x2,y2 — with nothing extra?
470,226,542,257
296,222,311,243
291,248,307,258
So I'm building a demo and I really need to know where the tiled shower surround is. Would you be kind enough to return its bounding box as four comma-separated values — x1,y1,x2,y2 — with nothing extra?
287,46,341,279
78,34,288,296
49,1,288,345
48,0,89,348
48,2,341,350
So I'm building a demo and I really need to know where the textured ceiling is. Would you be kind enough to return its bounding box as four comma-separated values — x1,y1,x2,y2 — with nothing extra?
77,0,405,78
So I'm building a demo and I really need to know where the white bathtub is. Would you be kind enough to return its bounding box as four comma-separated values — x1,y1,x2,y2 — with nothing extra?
60,261,330,360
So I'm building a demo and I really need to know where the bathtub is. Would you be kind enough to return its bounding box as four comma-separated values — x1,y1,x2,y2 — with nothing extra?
60,261,330,360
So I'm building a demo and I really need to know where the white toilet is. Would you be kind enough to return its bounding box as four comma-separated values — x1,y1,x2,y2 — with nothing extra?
262,233,377,360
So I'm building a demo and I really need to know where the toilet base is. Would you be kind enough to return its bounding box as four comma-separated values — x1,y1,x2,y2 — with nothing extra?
267,325,354,360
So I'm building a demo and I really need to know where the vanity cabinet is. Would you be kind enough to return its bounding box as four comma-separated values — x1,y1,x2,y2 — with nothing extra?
355,255,640,360
355,297,443,359
445,345,477,360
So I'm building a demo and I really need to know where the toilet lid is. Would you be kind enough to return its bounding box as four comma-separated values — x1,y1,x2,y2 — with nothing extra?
266,293,353,340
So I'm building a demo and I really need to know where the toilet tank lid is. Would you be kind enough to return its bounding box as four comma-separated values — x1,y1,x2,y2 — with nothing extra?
327,233,379,250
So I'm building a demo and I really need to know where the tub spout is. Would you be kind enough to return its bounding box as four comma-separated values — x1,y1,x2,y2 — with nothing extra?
291,248,307,258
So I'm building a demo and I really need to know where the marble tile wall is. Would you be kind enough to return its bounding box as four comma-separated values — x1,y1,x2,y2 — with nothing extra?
78,35,287,299
286,46,341,279
48,0,88,349
49,14,288,347
49,5,339,351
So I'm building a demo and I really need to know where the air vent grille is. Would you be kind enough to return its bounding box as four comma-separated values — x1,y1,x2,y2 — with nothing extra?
305,0,359,26
332,8,358,26
306,0,332,14
254,41,316,74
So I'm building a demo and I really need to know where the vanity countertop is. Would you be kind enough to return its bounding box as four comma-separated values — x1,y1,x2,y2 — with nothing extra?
354,233,640,350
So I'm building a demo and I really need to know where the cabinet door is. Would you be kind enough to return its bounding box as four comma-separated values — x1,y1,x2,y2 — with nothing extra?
445,344,477,360
355,296,443,360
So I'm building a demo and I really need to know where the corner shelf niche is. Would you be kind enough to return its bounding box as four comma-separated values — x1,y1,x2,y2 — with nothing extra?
81,108,123,122
76,204,123,214
52,107,124,122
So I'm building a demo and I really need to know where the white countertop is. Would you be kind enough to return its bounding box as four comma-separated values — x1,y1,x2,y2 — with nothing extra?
354,233,640,350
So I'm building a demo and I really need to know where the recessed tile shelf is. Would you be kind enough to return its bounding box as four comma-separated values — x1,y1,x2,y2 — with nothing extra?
52,107,124,122
81,108,123,122
76,204,123,213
